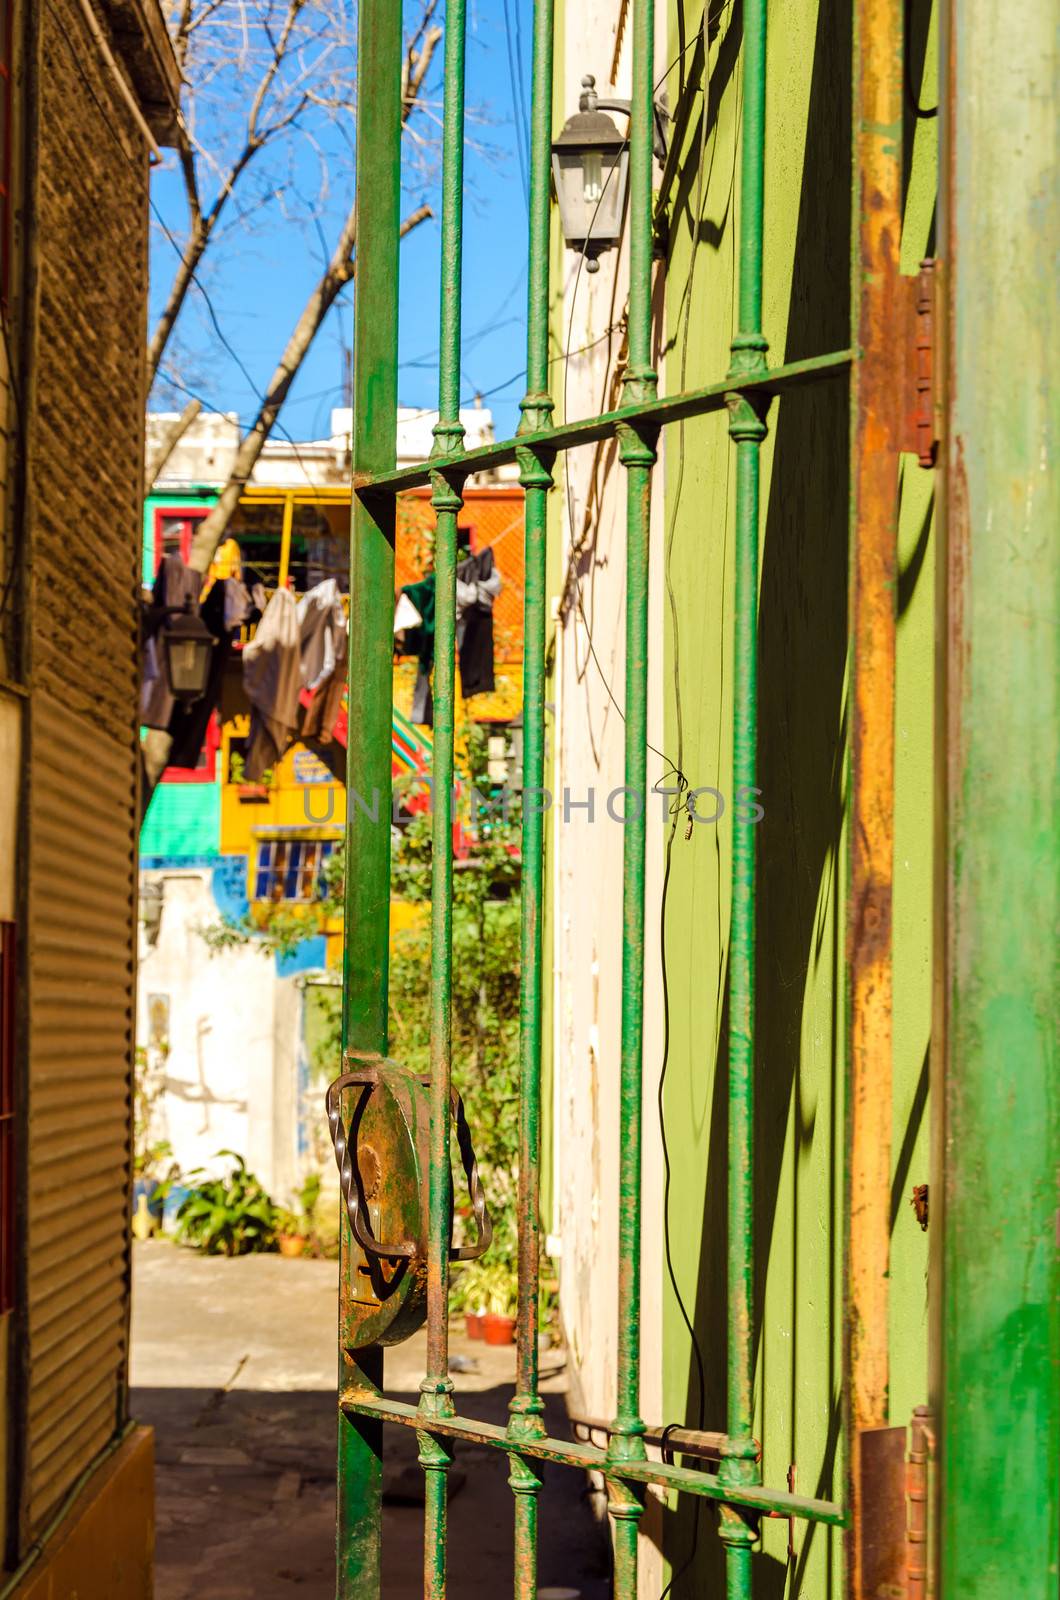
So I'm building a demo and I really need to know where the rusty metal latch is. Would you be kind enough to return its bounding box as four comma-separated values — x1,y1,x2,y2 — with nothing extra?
902,259,938,466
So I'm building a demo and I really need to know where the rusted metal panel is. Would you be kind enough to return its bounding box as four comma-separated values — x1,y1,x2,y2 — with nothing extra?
23,690,137,1534
857,1425,908,1599
847,0,904,1585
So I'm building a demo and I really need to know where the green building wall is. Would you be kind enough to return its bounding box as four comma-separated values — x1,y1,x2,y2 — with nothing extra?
652,0,937,1590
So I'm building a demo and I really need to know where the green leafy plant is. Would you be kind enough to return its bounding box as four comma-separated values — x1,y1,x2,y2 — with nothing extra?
275,1170,323,1239
174,1151,278,1256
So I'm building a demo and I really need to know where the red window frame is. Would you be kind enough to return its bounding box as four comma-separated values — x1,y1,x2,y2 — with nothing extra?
153,504,209,575
163,710,220,784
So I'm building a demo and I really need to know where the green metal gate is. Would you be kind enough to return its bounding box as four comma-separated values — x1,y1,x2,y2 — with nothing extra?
329,0,1058,1595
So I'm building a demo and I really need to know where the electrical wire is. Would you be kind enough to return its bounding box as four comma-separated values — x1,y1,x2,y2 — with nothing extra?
501,0,531,206
655,8,728,1591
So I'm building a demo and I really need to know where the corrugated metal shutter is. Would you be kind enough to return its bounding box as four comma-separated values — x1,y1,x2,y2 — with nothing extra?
24,688,137,1529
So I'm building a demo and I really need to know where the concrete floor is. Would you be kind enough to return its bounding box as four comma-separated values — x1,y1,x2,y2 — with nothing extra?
131,1240,609,1599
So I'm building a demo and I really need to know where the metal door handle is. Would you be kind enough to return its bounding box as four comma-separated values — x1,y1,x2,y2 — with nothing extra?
326,1068,492,1262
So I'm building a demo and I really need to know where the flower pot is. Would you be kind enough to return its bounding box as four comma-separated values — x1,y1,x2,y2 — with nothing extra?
482,1313,516,1346
465,1311,485,1340
132,1177,163,1225
277,1234,307,1258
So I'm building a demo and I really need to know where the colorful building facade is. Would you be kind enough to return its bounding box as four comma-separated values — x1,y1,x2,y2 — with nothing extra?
138,477,525,1200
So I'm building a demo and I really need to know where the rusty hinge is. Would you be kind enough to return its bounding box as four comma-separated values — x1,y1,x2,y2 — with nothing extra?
901,259,938,466
906,1406,935,1599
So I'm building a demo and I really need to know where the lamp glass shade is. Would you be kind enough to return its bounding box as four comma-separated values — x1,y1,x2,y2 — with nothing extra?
162,613,215,701
551,144,628,253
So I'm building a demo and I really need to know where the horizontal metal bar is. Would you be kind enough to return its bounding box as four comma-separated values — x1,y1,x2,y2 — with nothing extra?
340,1392,846,1527
355,349,852,494
569,1410,731,1464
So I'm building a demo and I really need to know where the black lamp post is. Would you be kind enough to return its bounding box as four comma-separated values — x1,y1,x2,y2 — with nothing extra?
159,599,215,702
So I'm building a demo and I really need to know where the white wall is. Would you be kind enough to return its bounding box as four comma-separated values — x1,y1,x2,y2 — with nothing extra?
136,870,307,1204
552,2,668,1586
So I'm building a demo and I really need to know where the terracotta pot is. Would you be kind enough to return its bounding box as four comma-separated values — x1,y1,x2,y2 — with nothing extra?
482,1313,516,1346
465,1311,485,1340
277,1233,306,1258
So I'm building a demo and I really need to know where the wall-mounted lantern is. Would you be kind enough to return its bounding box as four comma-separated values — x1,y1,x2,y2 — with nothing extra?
552,75,669,272
160,599,215,701
551,76,629,272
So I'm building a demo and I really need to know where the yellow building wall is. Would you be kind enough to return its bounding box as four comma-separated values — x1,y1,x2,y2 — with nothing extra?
8,1428,153,1600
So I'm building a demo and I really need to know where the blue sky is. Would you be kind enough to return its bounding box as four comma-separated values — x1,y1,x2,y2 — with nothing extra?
149,0,534,444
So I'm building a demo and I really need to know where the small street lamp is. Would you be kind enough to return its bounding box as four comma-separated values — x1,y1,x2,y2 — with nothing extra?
551,76,629,272
552,75,668,273
159,599,215,702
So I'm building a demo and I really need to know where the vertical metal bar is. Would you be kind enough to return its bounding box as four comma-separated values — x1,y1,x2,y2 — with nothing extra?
846,0,902,1583
934,0,1059,1591
338,0,403,1592
719,0,769,1587
607,0,657,1589
277,490,294,588
419,0,467,1592
508,0,555,1590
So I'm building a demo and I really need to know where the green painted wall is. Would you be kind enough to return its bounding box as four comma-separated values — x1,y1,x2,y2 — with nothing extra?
139,776,221,863
655,0,937,1591
142,488,217,583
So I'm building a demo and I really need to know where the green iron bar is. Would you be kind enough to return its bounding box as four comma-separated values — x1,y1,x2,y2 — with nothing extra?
719,0,769,1583
419,0,467,1594
508,0,555,1589
338,0,403,1592
607,0,658,1593
341,1394,846,1527
355,350,851,493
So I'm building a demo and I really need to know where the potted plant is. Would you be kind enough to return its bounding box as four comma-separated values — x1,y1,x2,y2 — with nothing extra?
275,1171,322,1258
481,1263,518,1346
173,1151,278,1256
230,749,274,802
454,1261,488,1339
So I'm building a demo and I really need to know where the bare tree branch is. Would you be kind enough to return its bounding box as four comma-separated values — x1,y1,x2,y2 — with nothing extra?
148,0,439,388
146,399,203,484
141,203,432,801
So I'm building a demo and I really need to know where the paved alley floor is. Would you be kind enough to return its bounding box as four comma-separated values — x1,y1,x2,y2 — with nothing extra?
131,1240,610,1599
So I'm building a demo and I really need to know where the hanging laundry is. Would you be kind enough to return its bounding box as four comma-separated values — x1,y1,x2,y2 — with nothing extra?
242,587,302,779
394,592,423,633
410,668,433,727
299,579,349,743
456,546,502,697
401,574,436,675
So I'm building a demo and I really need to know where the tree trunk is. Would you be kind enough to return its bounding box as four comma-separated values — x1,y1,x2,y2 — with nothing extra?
140,202,432,810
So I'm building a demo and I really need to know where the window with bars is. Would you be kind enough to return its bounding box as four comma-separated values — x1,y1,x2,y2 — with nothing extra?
254,838,334,903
